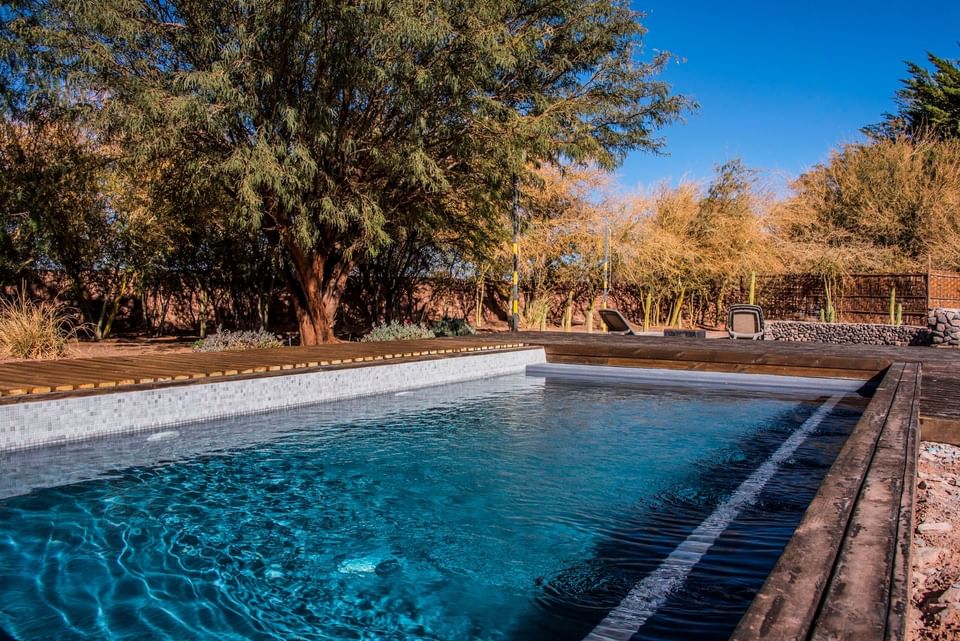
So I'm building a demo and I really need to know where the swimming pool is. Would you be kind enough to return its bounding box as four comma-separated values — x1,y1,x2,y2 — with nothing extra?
0,372,865,641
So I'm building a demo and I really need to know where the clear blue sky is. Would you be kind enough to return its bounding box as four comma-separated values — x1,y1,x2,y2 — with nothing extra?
617,1,960,194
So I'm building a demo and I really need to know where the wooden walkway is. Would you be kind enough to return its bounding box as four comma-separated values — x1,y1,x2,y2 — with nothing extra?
513,332,960,435
731,362,921,641
0,338,527,399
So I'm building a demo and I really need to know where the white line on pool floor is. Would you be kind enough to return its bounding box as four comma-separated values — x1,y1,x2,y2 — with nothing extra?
582,393,845,641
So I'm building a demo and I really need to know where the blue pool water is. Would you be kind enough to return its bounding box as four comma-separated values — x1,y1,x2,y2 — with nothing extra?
0,374,864,641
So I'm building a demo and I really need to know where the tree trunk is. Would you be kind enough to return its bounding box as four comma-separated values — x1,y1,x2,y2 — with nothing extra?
287,244,351,345
562,290,574,331
474,272,486,328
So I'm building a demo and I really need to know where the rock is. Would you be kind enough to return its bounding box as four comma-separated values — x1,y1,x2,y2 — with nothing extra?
919,479,928,489
937,584,960,605
915,545,944,566
918,521,954,534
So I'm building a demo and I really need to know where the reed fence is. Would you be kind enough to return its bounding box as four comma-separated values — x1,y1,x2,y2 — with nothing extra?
733,271,960,326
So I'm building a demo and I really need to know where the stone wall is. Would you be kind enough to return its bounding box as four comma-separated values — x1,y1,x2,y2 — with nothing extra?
928,308,960,347
765,320,931,346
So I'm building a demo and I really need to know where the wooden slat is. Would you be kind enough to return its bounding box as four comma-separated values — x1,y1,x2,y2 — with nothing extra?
811,363,918,640
887,366,921,641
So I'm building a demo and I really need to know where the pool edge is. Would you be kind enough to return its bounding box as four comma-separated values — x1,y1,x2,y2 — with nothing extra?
0,347,546,453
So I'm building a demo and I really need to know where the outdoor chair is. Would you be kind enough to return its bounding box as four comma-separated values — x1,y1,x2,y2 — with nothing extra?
598,309,642,335
727,304,765,340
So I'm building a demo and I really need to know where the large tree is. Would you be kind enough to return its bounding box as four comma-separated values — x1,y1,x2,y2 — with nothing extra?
5,0,690,342
866,48,960,140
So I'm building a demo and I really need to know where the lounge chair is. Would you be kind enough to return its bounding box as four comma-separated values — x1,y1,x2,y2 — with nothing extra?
598,309,641,335
727,304,765,340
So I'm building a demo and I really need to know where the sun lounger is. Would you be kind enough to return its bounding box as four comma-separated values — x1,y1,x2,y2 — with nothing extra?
727,304,765,340
598,309,641,335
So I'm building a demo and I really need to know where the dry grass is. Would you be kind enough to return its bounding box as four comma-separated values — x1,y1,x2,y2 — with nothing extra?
0,292,82,359
774,136,960,274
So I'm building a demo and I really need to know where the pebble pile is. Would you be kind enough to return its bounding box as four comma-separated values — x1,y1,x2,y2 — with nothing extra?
764,320,931,346
928,308,960,348
910,442,960,641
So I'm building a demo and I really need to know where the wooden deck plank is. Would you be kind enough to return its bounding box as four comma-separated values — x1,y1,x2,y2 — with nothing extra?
811,364,918,641
730,364,905,641
887,367,921,641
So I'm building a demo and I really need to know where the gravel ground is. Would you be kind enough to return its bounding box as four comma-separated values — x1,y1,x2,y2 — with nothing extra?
910,441,960,641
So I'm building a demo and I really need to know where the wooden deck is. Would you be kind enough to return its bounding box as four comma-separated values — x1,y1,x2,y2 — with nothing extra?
0,338,527,400
512,332,960,435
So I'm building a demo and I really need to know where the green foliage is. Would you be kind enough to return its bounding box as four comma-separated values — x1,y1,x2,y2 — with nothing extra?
4,0,691,342
867,48,960,140
192,328,282,352
430,318,475,338
361,321,435,342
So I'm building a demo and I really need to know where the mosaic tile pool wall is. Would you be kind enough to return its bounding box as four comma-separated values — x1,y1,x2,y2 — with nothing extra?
0,348,546,452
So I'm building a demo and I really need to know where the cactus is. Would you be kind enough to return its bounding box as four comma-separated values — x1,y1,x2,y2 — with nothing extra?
820,308,825,323
748,271,756,305
823,277,837,324
896,303,903,326
889,287,897,325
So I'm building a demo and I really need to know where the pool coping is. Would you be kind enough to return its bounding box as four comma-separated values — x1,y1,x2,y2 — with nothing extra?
730,361,920,641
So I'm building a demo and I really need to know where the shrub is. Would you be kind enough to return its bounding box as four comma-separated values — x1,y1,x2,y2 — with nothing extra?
192,328,283,352
431,318,476,337
361,321,435,342
0,292,81,359
522,298,551,330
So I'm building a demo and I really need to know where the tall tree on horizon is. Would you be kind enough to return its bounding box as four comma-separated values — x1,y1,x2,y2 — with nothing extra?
3,0,691,343
865,47,960,141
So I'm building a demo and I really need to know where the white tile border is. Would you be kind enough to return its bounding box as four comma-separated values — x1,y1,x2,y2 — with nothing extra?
0,348,546,453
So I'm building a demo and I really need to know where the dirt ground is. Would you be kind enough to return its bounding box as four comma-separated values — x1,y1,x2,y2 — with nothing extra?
0,335,196,364
910,441,960,641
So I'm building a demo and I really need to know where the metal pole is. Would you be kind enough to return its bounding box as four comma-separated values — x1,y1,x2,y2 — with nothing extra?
602,219,609,309
511,175,520,333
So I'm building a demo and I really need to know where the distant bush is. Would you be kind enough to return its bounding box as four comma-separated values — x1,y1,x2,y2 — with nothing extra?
431,318,476,337
193,328,283,352
0,292,81,359
361,321,435,342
